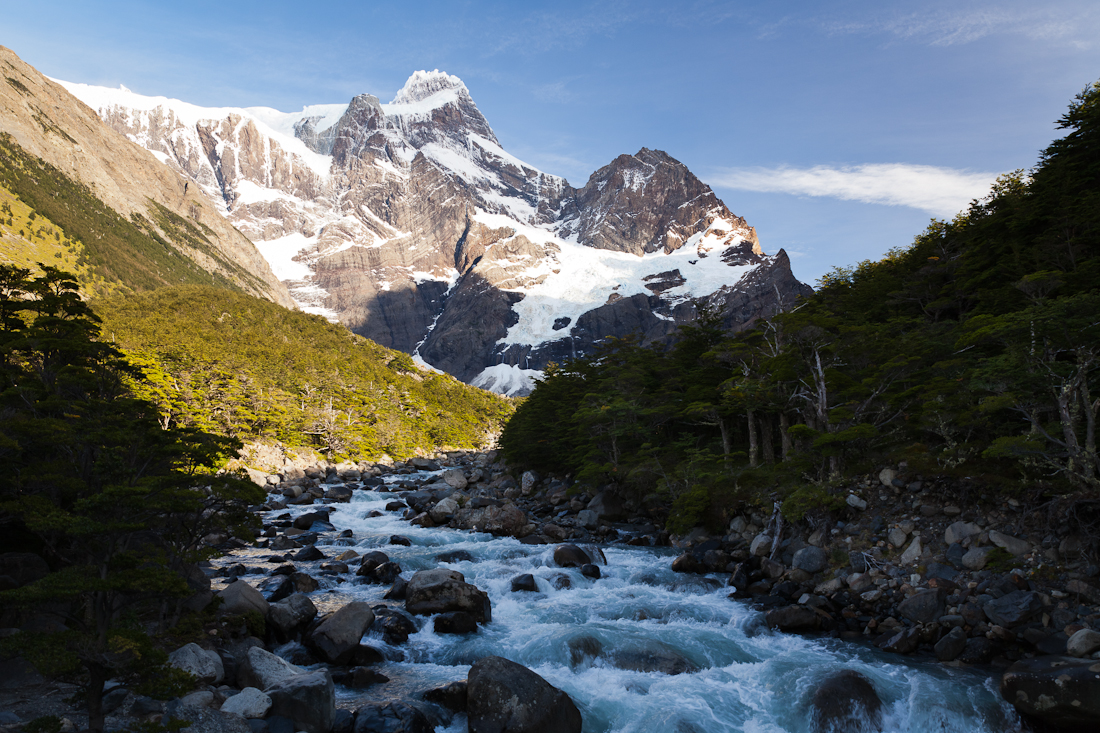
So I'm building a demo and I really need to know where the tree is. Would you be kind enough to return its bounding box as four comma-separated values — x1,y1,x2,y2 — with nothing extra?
0,265,263,733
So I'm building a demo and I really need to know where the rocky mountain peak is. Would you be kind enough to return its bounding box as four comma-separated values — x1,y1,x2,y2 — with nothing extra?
391,70,468,105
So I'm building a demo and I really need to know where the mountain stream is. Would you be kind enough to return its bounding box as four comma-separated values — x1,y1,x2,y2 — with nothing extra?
215,470,1024,733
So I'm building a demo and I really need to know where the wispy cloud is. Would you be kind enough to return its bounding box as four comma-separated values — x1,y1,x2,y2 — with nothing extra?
708,163,1000,217
825,3,1100,49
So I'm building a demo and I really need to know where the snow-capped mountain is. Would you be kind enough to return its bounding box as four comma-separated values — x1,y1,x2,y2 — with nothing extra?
61,70,811,395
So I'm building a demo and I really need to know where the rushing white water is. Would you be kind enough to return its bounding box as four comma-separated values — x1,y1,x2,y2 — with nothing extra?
217,474,1024,733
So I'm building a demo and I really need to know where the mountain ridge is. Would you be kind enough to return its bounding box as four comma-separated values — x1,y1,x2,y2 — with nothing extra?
62,65,811,394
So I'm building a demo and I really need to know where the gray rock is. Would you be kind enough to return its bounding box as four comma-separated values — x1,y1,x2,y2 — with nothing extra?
221,688,272,719
307,602,376,664
945,521,981,545
962,546,994,570
162,702,250,733
1066,629,1100,658
934,626,968,662
810,670,883,733
984,590,1042,628
845,494,867,511
897,588,946,624
520,471,540,495
750,534,773,557
1000,656,1100,730
467,656,582,733
423,681,468,713
238,647,305,691
878,468,899,486
766,605,825,631
169,643,224,684
511,574,538,592
268,593,318,640
352,702,432,733
181,691,216,708
792,546,829,574
576,509,599,529
434,611,478,635
989,530,1030,556
442,469,468,489
429,497,459,524
405,568,491,623
899,536,922,565
880,627,921,655
266,669,335,733
887,527,908,548
846,573,872,593
219,580,269,616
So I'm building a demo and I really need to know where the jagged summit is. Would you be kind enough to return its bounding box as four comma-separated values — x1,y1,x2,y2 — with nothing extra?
390,70,468,106
63,65,811,395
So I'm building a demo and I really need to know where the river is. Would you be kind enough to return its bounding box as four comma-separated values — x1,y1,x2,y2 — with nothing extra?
215,470,1024,733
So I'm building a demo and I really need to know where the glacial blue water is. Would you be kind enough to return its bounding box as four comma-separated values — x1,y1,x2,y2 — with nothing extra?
219,474,1024,733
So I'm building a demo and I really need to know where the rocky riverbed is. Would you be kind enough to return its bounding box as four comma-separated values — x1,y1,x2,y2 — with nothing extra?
2,451,1098,732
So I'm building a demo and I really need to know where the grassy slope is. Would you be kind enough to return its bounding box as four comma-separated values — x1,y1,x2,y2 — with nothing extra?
95,285,514,460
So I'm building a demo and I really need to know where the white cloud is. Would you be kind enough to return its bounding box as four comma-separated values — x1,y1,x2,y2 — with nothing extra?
825,3,1100,49
708,163,999,217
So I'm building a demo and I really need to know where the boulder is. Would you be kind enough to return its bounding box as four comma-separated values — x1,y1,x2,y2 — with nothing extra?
292,546,325,562
405,569,491,623
237,647,305,691
879,627,921,655
944,521,981,545
221,688,272,719
442,469,468,489
266,670,335,733
934,626,968,662
453,503,528,537
324,485,353,502
587,492,625,521
423,681,468,712
169,643,224,684
766,605,827,632
962,546,994,571
1001,656,1100,730
1066,629,1100,658
434,611,478,634
219,580,269,617
268,593,318,640
334,667,390,689
361,561,403,585
553,544,591,568
792,546,828,574
887,527,907,548
878,468,898,486
356,551,391,576
374,606,419,644
467,656,582,733
984,590,1042,628
846,494,867,511
520,471,540,495
307,602,375,664
899,537,922,566
750,534,773,557
989,530,1030,556
809,670,883,733
670,552,704,573
576,510,599,529
353,702,432,733
511,574,538,592
161,702,250,733
429,498,459,524
897,588,945,625
606,646,699,675
580,564,601,580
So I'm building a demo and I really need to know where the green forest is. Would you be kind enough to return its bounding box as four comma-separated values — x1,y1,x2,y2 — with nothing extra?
500,81,1100,534
93,285,514,460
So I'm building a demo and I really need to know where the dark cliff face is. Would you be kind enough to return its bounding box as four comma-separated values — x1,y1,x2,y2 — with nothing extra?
77,69,811,394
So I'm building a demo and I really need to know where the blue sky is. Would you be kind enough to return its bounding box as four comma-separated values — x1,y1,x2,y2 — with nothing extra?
5,0,1099,284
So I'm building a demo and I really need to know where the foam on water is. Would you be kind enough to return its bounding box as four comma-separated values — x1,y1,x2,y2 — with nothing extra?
218,475,1023,733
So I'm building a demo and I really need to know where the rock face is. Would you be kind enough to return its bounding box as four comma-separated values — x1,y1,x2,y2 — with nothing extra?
467,656,582,733
1001,656,1100,730
0,47,292,306
68,69,811,394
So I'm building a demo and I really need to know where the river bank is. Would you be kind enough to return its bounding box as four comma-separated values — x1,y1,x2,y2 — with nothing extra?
2,449,1097,732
